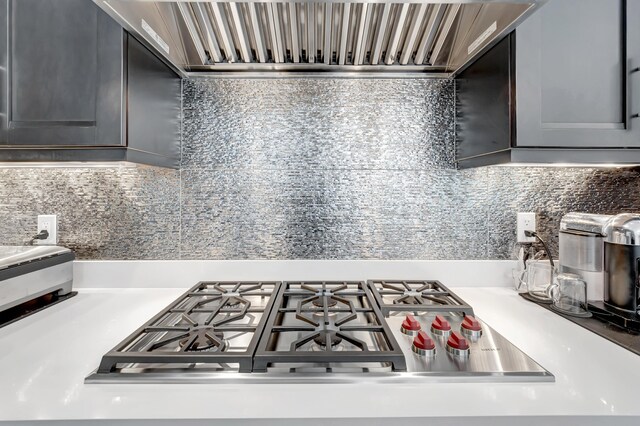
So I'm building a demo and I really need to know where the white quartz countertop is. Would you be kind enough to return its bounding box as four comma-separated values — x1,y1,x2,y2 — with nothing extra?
1,261,639,425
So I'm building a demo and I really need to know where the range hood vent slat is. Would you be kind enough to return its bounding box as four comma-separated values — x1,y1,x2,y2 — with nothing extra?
248,3,268,63
176,2,208,65
429,4,460,65
414,4,444,65
399,3,427,65
192,3,223,63
370,3,391,65
322,3,332,64
267,3,283,63
209,2,238,63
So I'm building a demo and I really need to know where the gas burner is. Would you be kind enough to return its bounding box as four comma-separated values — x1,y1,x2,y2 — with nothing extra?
189,284,256,322
178,326,226,352
367,280,474,316
313,330,343,347
311,342,345,352
146,323,228,352
223,298,242,309
295,283,354,328
253,281,407,372
312,310,337,319
392,288,451,306
312,297,338,307
302,284,342,308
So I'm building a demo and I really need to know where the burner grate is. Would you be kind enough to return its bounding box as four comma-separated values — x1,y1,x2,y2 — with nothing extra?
96,281,280,374
367,280,474,316
253,281,407,372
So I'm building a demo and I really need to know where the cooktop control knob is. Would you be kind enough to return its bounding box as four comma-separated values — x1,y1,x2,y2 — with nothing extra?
461,315,482,338
401,314,421,336
430,315,451,336
446,331,470,357
412,331,436,357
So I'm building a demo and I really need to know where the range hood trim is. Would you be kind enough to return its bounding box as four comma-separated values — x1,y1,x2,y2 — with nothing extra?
94,0,547,78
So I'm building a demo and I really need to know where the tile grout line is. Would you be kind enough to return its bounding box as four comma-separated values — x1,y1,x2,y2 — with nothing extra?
178,78,184,260
486,167,491,259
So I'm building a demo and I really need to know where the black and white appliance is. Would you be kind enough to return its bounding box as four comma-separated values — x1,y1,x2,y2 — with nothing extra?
86,280,553,383
0,246,75,326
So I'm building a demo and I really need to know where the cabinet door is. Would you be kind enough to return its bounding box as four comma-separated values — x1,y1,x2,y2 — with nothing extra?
516,0,640,147
0,0,124,146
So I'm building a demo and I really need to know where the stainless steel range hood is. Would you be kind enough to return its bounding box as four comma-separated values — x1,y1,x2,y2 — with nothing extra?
94,1,545,77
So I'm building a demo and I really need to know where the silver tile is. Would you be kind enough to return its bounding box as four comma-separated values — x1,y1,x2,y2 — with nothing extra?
0,166,180,259
180,168,489,259
182,78,455,170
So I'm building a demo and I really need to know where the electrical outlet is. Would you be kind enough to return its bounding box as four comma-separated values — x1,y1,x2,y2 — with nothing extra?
517,212,536,243
36,214,57,245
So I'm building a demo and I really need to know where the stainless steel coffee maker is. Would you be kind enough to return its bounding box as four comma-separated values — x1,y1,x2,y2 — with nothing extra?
559,213,613,301
603,214,640,315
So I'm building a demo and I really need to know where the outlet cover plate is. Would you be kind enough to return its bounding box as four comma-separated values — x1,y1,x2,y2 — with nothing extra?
36,214,58,245
517,212,536,243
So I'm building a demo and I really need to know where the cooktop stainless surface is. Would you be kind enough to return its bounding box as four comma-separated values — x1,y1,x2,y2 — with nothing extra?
86,280,553,383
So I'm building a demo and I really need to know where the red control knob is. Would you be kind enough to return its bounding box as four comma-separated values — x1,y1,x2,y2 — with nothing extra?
413,331,436,350
402,315,421,332
461,316,482,332
446,331,470,357
430,315,451,335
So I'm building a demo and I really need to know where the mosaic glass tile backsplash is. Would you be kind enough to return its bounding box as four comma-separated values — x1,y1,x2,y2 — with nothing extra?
1,78,640,259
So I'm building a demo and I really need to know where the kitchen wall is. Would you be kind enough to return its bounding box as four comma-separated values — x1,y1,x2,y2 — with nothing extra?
1,77,639,259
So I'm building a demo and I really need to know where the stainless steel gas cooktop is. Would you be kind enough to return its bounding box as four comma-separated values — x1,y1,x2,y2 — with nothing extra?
86,280,553,383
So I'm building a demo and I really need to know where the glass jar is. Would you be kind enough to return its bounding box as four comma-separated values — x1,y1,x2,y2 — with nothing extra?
549,273,589,316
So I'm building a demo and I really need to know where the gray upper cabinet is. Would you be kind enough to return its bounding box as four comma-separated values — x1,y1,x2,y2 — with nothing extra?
0,0,124,146
516,0,640,148
456,0,640,168
0,0,180,168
